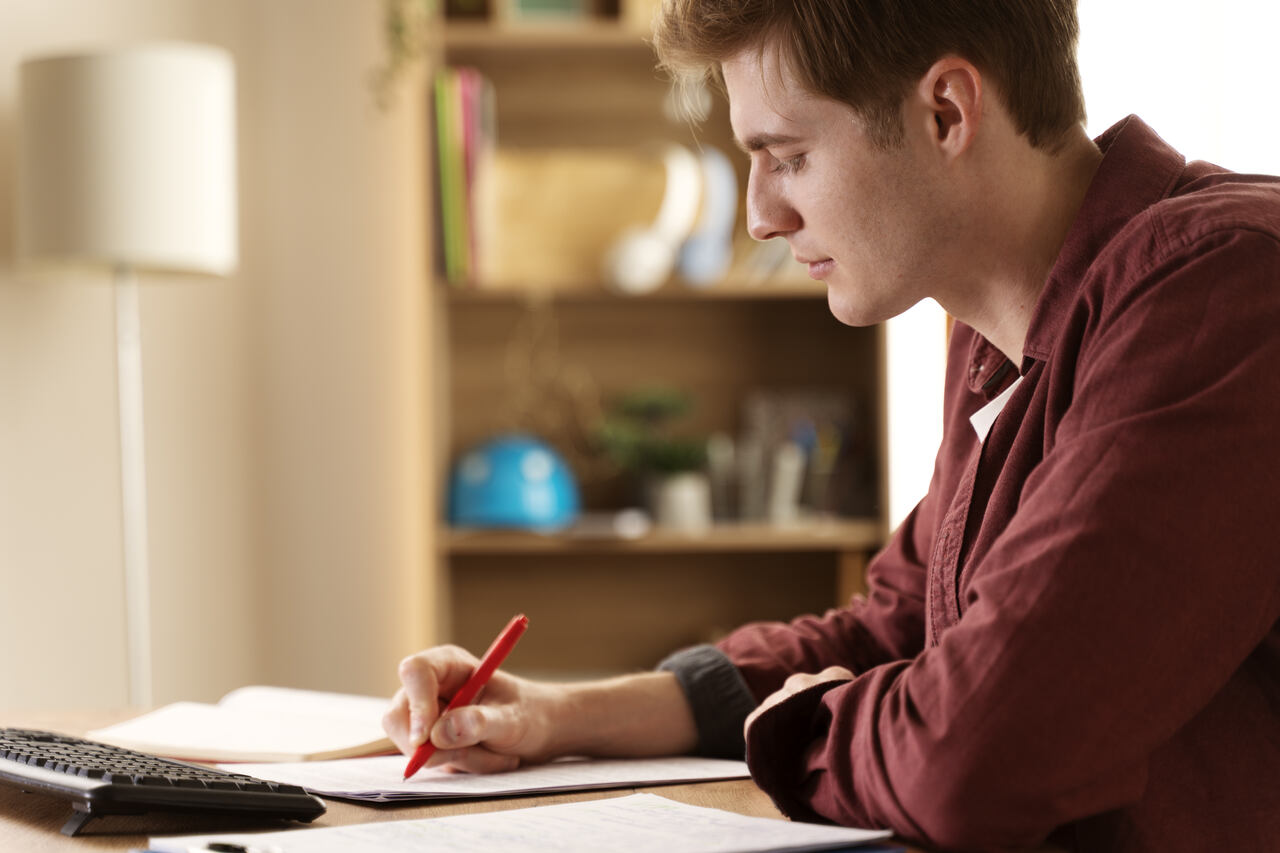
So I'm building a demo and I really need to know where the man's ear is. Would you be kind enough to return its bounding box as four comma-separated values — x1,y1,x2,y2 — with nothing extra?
912,56,982,158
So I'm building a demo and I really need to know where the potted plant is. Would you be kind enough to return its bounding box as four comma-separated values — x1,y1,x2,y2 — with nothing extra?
593,387,711,532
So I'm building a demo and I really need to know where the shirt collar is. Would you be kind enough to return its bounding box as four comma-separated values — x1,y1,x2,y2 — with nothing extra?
965,332,1016,396
1019,115,1187,368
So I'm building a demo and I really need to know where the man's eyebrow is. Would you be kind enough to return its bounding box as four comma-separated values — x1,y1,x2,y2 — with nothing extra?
734,133,801,154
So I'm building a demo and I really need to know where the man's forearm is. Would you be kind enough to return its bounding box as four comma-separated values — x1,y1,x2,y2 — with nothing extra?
547,671,700,758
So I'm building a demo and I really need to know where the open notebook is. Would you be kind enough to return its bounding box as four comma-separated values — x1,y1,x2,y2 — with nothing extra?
86,686,392,763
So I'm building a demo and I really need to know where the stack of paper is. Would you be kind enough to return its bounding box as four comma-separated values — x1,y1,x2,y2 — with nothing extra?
219,754,752,804
148,792,896,853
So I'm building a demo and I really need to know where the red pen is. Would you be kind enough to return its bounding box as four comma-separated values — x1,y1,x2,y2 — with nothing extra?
402,613,530,780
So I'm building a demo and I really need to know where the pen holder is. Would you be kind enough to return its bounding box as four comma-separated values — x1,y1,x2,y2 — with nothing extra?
649,471,712,533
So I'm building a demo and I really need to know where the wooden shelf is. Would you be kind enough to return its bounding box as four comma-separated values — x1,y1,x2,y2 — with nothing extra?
446,518,884,555
445,20,651,52
445,279,829,303
424,8,891,669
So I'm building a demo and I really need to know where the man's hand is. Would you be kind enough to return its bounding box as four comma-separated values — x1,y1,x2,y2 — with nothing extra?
383,644,559,774
384,646,700,775
744,666,854,736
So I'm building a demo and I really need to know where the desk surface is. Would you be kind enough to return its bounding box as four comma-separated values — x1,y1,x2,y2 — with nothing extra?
1,710,920,852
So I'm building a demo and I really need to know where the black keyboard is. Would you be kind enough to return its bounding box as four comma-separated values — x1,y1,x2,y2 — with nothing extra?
0,727,325,836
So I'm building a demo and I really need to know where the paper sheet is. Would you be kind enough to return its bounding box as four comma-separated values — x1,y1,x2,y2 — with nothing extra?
149,792,895,853
217,755,752,802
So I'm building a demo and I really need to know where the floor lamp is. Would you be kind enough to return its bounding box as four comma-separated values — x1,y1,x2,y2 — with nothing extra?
16,44,238,707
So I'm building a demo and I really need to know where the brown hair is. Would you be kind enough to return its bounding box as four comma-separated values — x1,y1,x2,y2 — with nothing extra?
654,0,1086,151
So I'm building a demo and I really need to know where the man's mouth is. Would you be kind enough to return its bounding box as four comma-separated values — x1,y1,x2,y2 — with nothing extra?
801,258,835,279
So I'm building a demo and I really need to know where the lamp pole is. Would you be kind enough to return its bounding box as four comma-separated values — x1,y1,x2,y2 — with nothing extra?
114,263,152,707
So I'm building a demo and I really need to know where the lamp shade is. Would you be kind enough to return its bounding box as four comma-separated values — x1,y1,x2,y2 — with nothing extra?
17,43,237,275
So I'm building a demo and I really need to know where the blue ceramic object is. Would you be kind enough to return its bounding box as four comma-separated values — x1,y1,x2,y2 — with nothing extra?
448,435,581,530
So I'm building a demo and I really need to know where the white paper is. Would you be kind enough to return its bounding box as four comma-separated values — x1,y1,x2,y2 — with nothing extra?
148,792,894,853
216,686,389,722
218,755,752,803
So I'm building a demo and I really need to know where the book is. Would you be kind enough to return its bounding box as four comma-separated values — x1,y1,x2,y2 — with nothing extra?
85,685,392,763
432,66,496,286
149,792,897,852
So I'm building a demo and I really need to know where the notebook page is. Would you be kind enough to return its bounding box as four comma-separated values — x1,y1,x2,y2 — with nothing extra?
88,702,388,762
217,686,389,722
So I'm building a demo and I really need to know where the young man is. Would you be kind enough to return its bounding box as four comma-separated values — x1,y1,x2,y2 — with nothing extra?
385,2,1280,849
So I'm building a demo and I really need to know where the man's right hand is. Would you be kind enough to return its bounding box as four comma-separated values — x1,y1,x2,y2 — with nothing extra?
382,645,701,774
383,644,559,774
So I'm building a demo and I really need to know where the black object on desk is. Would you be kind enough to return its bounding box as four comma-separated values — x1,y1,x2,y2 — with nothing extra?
0,728,325,837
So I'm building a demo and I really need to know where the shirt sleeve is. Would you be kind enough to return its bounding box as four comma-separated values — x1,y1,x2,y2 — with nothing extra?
745,229,1280,850
656,644,756,759
711,509,932,703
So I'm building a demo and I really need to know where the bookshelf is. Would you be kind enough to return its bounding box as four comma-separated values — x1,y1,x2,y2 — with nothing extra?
427,6,890,678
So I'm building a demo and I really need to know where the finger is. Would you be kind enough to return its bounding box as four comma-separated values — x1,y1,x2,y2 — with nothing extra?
431,704,525,752
381,688,414,755
398,646,478,746
397,657,440,747
430,745,521,775
428,645,487,697
818,665,855,681
783,671,820,692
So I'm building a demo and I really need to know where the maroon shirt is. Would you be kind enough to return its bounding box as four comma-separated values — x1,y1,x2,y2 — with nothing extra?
715,117,1280,851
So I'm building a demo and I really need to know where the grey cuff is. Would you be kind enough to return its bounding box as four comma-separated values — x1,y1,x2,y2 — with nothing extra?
657,644,758,759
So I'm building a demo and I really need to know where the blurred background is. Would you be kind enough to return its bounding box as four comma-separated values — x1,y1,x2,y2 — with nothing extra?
1,0,1276,713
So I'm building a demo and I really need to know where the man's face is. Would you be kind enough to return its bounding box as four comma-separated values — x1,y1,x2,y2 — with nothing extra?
724,47,954,326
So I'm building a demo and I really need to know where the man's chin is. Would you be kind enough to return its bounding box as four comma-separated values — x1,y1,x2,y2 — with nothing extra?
826,290,891,328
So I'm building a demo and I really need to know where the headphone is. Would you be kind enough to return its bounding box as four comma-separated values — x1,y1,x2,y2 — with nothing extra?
677,146,739,287
604,143,703,294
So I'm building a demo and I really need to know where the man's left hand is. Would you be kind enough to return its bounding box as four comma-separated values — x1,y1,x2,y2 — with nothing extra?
744,666,855,737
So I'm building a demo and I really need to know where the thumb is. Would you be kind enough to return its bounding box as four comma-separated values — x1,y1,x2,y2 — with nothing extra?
433,703,527,753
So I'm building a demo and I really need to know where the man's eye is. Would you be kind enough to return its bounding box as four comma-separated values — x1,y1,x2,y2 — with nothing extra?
772,154,806,174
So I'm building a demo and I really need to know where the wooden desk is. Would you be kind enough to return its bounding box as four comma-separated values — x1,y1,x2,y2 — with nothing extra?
2,710,926,852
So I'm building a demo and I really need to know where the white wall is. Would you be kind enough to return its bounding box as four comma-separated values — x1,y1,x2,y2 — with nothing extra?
1079,0,1280,175
0,0,433,711
884,302,948,530
247,0,434,697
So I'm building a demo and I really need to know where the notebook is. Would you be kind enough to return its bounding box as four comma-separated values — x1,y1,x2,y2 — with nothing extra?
86,685,392,763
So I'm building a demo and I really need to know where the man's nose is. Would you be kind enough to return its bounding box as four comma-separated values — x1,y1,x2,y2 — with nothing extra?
745,171,800,241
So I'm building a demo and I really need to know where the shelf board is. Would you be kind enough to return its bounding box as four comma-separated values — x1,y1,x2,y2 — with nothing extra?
444,20,652,52
446,518,884,555
445,280,828,303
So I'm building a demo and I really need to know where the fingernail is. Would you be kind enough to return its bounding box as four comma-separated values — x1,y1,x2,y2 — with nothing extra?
444,714,464,744
409,716,425,746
